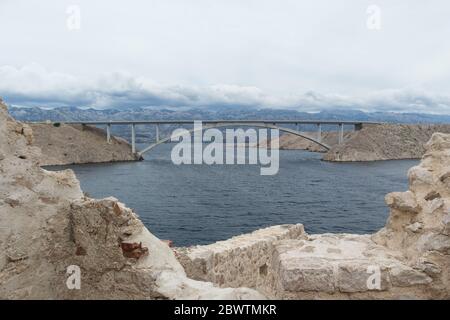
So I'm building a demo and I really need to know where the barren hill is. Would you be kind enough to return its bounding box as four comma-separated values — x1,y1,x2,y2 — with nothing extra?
269,131,355,152
323,124,450,161
267,124,450,161
29,123,140,166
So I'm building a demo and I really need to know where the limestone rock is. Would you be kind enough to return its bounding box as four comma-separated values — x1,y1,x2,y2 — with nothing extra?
405,222,423,233
415,258,442,276
389,264,432,287
416,234,450,254
175,224,306,288
278,257,335,293
385,191,420,214
443,214,450,235
0,100,263,300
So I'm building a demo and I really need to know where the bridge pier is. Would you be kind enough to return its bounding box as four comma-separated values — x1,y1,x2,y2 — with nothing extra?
156,124,160,142
106,124,111,143
338,123,344,144
317,124,322,143
131,123,136,154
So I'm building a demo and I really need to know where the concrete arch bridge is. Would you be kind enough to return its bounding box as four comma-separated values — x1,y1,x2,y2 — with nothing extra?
35,120,377,157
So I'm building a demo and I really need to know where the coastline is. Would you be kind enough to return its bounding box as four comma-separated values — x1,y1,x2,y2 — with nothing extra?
262,123,450,162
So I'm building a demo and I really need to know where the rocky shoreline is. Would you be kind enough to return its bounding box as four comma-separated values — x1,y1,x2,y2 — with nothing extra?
30,121,450,165
273,123,450,162
29,123,140,166
324,123,450,162
1,99,449,299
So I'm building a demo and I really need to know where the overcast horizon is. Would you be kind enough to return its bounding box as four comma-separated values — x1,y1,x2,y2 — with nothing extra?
1,1,450,114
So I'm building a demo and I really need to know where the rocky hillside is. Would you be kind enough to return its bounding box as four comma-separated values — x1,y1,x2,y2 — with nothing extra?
30,123,140,166
323,124,450,161
264,131,355,152
176,133,450,299
0,100,263,299
266,124,450,161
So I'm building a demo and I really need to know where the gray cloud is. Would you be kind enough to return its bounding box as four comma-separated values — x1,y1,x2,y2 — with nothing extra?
1,1,450,114
1,64,450,114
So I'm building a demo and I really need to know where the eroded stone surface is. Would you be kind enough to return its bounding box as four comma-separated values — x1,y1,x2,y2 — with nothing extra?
0,100,264,300
175,224,306,288
177,133,450,299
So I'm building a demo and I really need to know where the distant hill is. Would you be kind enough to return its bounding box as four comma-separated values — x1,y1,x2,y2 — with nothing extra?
9,106,450,143
10,106,450,123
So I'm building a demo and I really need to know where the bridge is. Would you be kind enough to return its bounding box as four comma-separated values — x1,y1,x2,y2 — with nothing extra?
32,120,378,157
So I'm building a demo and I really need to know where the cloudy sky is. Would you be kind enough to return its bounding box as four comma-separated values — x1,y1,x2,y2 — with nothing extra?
0,0,450,113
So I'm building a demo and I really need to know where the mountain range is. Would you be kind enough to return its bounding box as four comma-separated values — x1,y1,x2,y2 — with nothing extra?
9,106,450,143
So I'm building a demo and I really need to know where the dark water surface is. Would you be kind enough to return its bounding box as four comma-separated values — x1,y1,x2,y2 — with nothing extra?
47,144,418,246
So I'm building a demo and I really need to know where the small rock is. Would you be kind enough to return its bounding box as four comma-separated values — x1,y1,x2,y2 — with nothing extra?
425,132,450,152
405,222,423,233
389,264,432,287
113,202,123,216
5,197,20,208
385,191,420,214
75,246,87,256
337,263,389,292
415,258,441,276
423,198,444,215
439,171,450,183
417,233,450,254
278,258,335,293
6,252,28,262
14,123,23,134
424,191,440,201
408,166,434,187
443,214,450,235
22,124,34,145
121,242,149,259
162,240,174,247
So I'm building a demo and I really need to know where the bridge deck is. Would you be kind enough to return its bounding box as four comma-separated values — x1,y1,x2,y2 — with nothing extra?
29,120,380,125
26,119,381,155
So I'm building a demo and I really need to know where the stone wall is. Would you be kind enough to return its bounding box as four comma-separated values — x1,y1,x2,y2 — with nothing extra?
174,225,306,289
177,133,450,299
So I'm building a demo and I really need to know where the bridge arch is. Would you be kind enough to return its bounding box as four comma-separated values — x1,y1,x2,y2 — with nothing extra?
137,122,330,157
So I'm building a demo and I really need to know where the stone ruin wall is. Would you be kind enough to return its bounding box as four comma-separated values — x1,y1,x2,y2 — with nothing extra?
176,134,450,299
